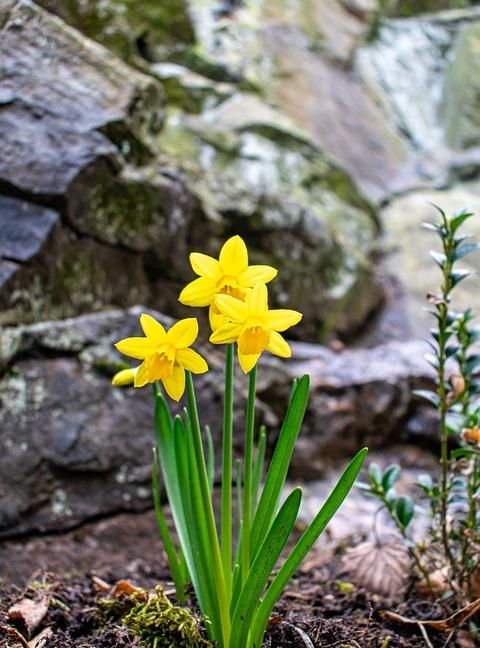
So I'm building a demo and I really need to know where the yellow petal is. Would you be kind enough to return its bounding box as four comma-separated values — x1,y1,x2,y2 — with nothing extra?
214,294,248,322
179,276,216,307
140,313,166,344
239,264,278,286
219,235,248,275
112,367,138,386
115,337,158,360
209,306,229,332
162,366,186,401
167,318,199,349
267,331,291,358
190,252,222,279
176,348,208,374
210,322,243,344
245,283,268,313
134,361,150,387
266,309,302,332
238,349,261,374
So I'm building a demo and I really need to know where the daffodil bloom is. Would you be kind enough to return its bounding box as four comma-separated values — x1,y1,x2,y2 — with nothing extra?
114,314,208,401
178,235,278,331
210,283,302,373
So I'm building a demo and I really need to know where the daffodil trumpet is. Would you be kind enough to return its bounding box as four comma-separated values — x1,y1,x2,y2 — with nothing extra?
112,236,367,648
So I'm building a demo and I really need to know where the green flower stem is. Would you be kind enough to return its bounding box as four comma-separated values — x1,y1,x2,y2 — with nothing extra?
242,365,257,584
185,372,230,648
221,343,234,598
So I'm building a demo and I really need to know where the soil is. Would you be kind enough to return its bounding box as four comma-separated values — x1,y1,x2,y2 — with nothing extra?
0,513,476,648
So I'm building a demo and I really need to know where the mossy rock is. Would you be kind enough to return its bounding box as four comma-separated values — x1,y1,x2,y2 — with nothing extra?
440,22,480,149
36,0,195,63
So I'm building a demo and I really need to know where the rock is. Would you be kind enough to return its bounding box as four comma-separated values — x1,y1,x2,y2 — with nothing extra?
159,94,383,339
0,308,434,537
0,1,163,197
36,0,195,63
440,22,480,150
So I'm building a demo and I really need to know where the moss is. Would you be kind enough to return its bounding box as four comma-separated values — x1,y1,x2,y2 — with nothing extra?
122,586,212,648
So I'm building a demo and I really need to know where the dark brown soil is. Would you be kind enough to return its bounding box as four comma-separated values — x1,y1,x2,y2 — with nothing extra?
0,511,476,647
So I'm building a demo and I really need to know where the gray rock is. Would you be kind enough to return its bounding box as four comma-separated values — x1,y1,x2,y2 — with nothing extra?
0,1,163,198
0,308,434,537
0,196,59,262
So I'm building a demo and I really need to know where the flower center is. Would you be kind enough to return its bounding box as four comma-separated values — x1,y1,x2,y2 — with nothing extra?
146,352,174,380
211,277,246,315
238,326,270,355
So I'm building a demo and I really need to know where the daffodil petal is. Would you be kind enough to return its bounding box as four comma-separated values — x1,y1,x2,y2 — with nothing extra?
115,337,159,360
214,294,248,322
266,309,303,332
219,235,248,275
210,322,243,344
190,252,222,280
179,276,217,307
209,306,229,332
239,264,278,286
162,366,186,401
140,313,167,344
267,331,291,358
245,282,268,313
176,348,208,374
167,318,199,349
134,361,150,387
238,349,261,374
112,367,139,386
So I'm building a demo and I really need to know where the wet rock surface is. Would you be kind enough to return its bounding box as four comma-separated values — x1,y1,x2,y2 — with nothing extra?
0,308,434,537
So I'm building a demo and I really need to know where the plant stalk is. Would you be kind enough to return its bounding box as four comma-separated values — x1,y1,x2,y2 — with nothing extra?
221,343,234,598
242,365,257,584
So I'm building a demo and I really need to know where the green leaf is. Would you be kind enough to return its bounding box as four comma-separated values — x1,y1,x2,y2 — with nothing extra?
395,495,414,529
250,375,309,558
424,353,439,369
151,449,188,601
249,448,367,648
367,462,382,487
252,426,267,511
205,424,214,493
416,473,433,492
230,488,302,648
381,464,401,492
413,389,440,408
453,243,480,261
430,251,446,268
450,209,474,233
467,354,480,373
451,447,479,460
450,269,471,287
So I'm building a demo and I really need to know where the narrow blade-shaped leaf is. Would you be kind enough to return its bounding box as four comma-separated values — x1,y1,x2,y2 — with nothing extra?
249,448,367,648
230,488,302,648
250,375,309,558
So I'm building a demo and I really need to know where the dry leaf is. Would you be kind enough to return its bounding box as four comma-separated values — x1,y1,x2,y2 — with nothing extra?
342,540,411,599
0,623,29,647
380,596,480,632
416,567,450,597
8,596,50,637
28,627,53,648
111,579,146,599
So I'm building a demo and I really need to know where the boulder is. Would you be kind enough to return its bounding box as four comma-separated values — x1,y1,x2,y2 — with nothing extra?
0,308,434,537
440,22,480,150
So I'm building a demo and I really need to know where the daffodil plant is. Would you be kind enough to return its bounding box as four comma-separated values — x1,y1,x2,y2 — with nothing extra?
113,236,367,648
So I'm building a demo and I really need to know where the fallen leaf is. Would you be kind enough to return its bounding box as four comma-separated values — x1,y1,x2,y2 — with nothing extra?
91,574,111,592
111,579,146,599
8,596,50,637
342,540,411,599
380,596,480,632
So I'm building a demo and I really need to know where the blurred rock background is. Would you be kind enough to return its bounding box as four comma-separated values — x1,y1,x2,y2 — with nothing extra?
1,0,479,577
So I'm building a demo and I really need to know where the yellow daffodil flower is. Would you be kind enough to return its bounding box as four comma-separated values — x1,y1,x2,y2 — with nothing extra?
178,235,278,331
210,283,302,373
113,313,208,401
112,367,139,386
